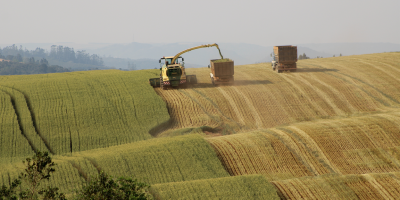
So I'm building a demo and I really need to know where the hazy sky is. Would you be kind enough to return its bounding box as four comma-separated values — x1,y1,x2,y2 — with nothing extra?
1,0,399,46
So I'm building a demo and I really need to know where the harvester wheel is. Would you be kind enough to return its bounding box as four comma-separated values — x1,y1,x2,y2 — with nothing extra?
160,77,166,90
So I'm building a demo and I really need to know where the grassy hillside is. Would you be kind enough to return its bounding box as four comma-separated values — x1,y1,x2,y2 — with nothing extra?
0,69,169,155
151,175,279,200
0,90,34,162
1,52,400,198
0,134,229,196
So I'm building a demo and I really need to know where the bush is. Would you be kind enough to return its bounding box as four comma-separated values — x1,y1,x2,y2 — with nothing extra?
0,151,65,200
74,171,152,200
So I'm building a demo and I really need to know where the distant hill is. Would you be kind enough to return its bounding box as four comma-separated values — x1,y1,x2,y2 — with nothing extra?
86,42,400,66
2,42,399,68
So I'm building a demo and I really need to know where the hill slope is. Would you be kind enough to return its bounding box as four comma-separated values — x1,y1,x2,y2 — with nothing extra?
0,69,169,155
1,52,400,198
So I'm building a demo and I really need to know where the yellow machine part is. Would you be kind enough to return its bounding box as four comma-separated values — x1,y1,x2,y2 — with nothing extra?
171,43,224,64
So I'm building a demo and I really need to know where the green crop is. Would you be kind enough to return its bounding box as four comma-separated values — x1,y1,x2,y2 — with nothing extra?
0,91,34,162
0,134,229,196
0,69,169,155
68,134,229,185
151,175,280,200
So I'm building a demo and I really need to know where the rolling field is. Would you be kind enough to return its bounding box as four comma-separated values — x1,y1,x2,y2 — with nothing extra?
151,175,279,200
1,52,400,199
207,111,400,180
156,53,400,137
0,69,170,155
273,172,400,199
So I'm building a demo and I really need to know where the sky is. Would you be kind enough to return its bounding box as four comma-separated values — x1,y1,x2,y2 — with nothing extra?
1,0,399,46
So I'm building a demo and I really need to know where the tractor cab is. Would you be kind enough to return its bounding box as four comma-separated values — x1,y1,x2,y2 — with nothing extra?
159,56,186,78
159,56,184,68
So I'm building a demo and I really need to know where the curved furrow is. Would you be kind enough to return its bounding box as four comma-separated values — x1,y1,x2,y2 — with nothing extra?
0,85,50,153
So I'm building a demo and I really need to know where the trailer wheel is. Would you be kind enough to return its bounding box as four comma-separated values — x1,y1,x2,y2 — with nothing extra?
277,70,282,73
290,69,297,72
211,77,215,86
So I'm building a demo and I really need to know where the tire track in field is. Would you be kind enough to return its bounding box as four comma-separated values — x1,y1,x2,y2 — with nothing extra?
179,90,220,127
266,129,317,177
307,73,358,113
353,116,400,169
270,128,320,176
279,74,329,117
216,87,245,126
288,126,341,174
0,85,52,154
293,74,346,116
307,63,395,108
315,61,400,106
191,88,241,128
355,59,400,99
362,174,392,199
65,81,80,154
361,57,400,74
240,70,293,127
231,87,263,129
0,90,37,154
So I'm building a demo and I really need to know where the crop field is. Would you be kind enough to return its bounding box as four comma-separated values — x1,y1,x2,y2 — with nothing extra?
0,69,170,155
0,134,229,196
155,53,400,137
207,111,400,179
151,175,279,200
1,52,400,198
273,172,400,199
0,90,34,162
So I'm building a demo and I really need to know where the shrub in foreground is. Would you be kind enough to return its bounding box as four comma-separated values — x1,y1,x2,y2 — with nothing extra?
74,171,152,200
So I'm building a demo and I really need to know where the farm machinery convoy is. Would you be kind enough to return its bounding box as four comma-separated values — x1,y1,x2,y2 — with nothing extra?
149,44,298,89
149,43,235,89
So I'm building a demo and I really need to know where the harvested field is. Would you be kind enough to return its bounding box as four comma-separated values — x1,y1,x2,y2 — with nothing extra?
207,111,400,180
156,53,400,137
1,53,400,198
273,172,400,199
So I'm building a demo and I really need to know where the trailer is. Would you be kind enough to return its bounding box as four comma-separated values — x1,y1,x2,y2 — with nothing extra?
209,59,234,85
271,45,297,73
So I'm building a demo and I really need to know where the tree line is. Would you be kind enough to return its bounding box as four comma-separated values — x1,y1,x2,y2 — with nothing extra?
0,44,103,67
0,58,70,75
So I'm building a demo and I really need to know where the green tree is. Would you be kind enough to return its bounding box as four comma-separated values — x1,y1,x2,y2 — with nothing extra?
15,54,23,62
75,171,152,200
0,151,65,200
